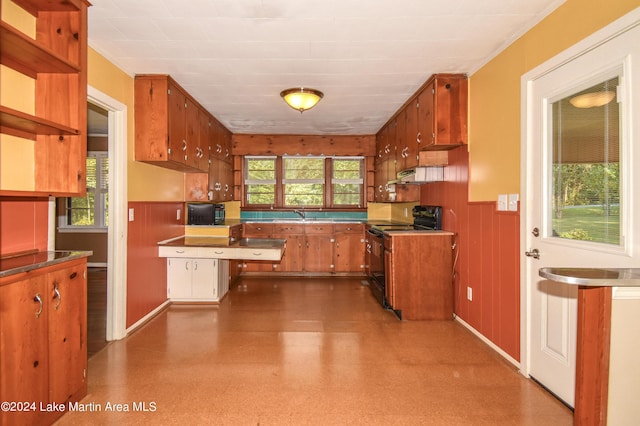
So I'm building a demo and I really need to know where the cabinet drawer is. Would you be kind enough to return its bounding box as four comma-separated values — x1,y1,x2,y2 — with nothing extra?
334,223,363,234
158,246,200,258
274,224,305,234
243,223,274,236
304,224,334,234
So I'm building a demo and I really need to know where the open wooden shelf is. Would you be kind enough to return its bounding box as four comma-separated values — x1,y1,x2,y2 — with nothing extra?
0,21,80,78
11,0,82,16
0,105,79,140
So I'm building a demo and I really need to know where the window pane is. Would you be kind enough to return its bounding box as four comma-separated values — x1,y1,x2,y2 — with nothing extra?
247,170,275,180
284,183,323,206
334,193,360,205
550,77,620,245
284,158,324,180
332,159,362,206
68,192,95,226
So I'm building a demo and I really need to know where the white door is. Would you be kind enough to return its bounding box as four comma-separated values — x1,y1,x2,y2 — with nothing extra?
523,19,640,407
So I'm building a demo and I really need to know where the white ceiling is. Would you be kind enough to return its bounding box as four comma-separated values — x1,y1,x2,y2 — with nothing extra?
87,0,566,135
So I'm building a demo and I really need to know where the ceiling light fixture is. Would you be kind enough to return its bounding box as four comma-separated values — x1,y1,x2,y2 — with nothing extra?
569,91,616,108
280,87,324,113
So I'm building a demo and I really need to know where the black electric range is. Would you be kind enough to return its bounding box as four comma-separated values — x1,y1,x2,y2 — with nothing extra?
366,205,443,310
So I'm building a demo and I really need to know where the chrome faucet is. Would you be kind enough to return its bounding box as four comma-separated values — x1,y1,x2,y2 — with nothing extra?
293,208,306,219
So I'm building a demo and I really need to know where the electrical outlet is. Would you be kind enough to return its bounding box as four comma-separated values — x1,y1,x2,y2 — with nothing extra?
128,208,135,222
467,286,473,301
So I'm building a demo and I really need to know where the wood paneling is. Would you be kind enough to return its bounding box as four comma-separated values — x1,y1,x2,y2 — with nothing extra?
232,134,376,156
575,286,612,426
420,146,520,360
126,201,183,327
0,198,49,256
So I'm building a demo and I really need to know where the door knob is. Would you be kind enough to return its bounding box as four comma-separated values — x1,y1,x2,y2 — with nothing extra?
525,248,540,259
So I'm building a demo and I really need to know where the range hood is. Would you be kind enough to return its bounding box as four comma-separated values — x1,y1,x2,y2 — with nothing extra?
396,167,444,183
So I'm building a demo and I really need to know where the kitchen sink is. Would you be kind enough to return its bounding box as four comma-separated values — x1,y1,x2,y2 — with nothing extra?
271,219,335,223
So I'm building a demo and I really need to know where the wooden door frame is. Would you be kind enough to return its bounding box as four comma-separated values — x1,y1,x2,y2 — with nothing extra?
87,86,128,341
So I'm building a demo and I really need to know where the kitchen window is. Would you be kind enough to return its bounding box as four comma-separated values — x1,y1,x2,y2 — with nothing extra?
59,152,109,230
244,156,277,205
283,156,325,207
244,156,364,209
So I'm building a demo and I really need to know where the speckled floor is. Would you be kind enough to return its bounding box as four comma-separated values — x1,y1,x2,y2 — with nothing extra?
56,277,573,425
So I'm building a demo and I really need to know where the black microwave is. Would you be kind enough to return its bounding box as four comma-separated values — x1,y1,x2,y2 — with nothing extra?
187,203,225,225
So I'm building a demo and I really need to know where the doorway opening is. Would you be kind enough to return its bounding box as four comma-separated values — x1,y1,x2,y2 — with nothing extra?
55,102,110,356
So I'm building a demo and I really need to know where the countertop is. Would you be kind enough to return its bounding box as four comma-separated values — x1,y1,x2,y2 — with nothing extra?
0,250,93,279
160,236,286,249
187,219,409,227
539,267,640,287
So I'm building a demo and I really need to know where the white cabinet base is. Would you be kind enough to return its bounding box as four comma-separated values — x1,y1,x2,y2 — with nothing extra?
167,258,229,302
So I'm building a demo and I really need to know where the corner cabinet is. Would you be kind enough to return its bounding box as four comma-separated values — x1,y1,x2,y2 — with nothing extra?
0,0,89,196
135,75,209,173
0,258,88,426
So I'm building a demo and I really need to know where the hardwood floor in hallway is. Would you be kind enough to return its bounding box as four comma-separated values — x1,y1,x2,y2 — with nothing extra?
57,277,572,425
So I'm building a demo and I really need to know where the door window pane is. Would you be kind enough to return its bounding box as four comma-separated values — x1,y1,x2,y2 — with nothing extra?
550,77,620,245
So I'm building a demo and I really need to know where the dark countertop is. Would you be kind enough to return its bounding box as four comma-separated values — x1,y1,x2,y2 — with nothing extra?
0,250,93,279
539,267,640,287
160,236,286,249
187,219,408,227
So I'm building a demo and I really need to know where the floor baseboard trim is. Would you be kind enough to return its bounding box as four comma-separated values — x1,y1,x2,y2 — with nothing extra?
454,315,521,370
126,300,171,335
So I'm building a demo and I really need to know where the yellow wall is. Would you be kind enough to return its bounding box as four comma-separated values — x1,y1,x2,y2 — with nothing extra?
0,0,35,190
468,0,639,201
87,49,185,202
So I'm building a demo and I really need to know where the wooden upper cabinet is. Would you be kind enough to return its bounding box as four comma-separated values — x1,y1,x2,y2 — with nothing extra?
135,74,218,173
0,0,89,196
404,98,419,168
417,74,468,150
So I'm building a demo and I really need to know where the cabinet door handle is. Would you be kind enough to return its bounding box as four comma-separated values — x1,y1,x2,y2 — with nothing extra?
182,140,187,151
70,272,77,280
185,262,189,271
33,294,43,318
53,286,61,311
252,252,262,256
194,261,198,271
417,132,421,144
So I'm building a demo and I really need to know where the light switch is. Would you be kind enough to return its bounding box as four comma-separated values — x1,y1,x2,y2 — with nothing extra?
177,209,181,220
508,194,519,211
128,208,135,222
497,194,508,211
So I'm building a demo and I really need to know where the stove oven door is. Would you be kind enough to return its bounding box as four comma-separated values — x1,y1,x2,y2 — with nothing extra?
366,229,386,307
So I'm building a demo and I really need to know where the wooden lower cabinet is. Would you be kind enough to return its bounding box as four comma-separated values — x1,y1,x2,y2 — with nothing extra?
0,258,88,426
304,235,335,273
384,233,453,320
334,224,365,273
241,222,364,274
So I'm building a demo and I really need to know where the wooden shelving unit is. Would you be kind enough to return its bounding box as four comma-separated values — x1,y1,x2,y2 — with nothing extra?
0,0,89,196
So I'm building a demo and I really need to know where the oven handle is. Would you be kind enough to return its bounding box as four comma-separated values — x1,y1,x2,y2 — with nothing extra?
367,228,384,238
